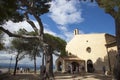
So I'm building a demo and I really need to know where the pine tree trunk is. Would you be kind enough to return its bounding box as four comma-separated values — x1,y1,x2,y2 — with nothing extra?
115,18,120,54
40,52,45,79
45,45,54,79
13,54,19,76
113,18,120,80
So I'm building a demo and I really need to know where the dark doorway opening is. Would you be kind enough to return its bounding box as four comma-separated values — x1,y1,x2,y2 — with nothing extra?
57,61,62,71
71,62,79,72
87,59,94,73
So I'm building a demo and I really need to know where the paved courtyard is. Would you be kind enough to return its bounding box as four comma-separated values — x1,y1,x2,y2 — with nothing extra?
55,73,112,80
0,69,113,80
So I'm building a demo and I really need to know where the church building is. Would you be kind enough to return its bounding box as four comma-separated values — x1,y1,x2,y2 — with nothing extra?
56,29,117,73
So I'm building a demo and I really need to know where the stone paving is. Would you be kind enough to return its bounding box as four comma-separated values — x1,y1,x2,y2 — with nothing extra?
0,70,113,80
55,73,112,80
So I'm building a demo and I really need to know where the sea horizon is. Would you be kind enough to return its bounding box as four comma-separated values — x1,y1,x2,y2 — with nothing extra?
0,63,56,70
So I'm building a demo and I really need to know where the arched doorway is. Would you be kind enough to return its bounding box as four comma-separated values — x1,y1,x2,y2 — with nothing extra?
57,61,62,71
71,62,79,72
87,59,94,73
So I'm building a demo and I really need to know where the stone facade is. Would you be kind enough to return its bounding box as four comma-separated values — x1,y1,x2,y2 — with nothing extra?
56,29,117,73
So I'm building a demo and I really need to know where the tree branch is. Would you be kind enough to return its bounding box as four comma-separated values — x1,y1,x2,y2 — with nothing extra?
0,27,39,39
18,53,26,61
19,0,29,7
32,12,44,36
96,0,117,18
106,8,117,19
24,12,39,33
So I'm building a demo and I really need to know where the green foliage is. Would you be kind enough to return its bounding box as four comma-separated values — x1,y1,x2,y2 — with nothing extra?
44,33,67,56
95,0,120,19
24,31,41,60
97,0,120,12
0,0,51,25
24,31,67,56
0,43,4,50
76,0,120,19
11,29,31,52
17,0,51,15
0,0,23,24
0,30,4,50
16,28,28,35
11,38,28,52
11,38,27,61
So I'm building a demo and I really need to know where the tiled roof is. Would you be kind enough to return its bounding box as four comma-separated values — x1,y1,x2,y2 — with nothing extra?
60,55,84,61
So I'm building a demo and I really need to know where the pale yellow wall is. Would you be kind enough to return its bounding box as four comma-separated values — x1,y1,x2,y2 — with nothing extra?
66,33,117,71
66,33,107,63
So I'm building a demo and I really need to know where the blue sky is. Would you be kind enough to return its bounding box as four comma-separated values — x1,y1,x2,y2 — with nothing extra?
80,3,115,35
0,0,115,67
40,0,115,38
3,0,115,42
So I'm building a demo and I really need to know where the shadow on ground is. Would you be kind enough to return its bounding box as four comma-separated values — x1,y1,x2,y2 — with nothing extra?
54,72,112,80
0,72,112,80
0,73,40,80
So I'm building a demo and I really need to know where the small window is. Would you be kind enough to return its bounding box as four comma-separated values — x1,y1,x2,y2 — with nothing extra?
86,47,91,53
69,52,72,55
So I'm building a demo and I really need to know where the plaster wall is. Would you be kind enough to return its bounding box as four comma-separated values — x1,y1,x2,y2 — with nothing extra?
66,33,107,63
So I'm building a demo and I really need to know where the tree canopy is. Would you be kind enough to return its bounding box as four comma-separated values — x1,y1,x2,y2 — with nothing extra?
1,0,120,79
0,0,51,39
11,37,27,75
76,0,120,79
0,0,23,24
0,30,4,50
0,0,64,79
96,0,120,19
25,31,67,56
44,33,67,56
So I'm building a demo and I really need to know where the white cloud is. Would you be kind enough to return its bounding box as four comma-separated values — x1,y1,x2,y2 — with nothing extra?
58,26,67,32
2,20,71,47
2,0,85,43
0,51,16,64
3,20,35,32
49,0,83,25
44,27,57,36
56,25,84,42
2,20,58,37
0,0,85,66
2,0,84,42
44,25,74,42
2,21,59,46
48,0,84,42
57,25,73,41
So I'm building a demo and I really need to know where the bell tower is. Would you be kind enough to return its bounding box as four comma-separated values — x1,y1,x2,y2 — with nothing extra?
74,29,79,35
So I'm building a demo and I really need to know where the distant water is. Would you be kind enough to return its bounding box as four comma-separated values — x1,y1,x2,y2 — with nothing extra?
0,63,55,70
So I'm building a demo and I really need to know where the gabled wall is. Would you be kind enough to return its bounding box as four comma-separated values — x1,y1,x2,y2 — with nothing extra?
66,33,107,63
66,33,117,72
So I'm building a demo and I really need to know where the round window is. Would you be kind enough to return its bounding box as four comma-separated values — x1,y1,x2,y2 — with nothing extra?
86,47,91,53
